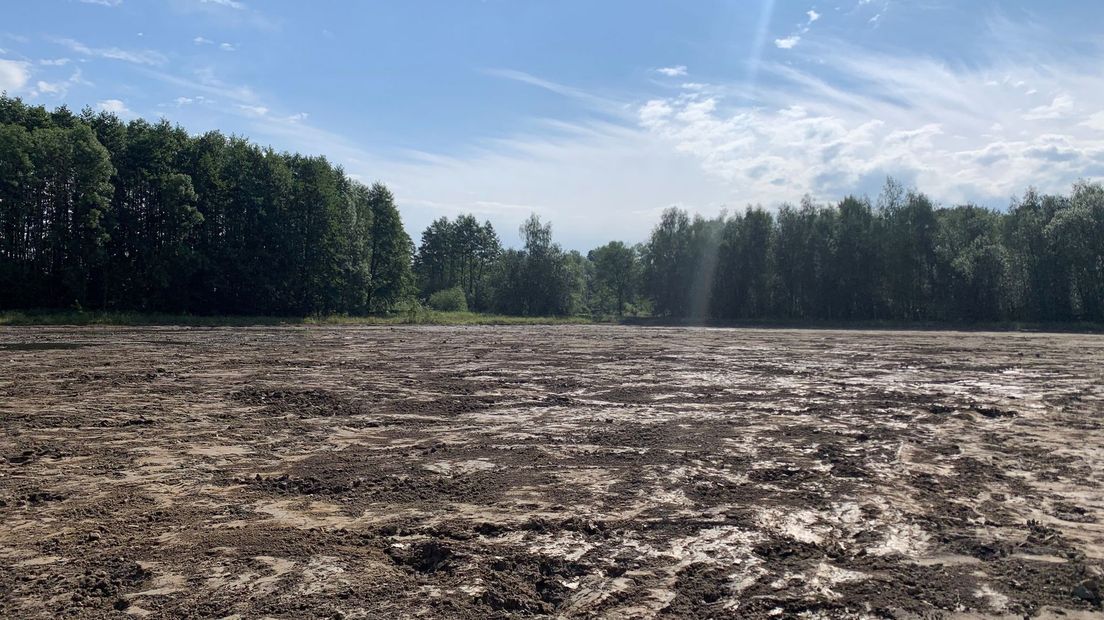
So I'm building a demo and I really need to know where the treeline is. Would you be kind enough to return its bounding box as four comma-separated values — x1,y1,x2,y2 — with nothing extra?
636,180,1104,323
0,96,411,315
412,214,629,317
4,97,1103,323
413,180,1104,323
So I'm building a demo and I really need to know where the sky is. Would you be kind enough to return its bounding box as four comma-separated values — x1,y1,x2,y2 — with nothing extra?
3,0,1104,250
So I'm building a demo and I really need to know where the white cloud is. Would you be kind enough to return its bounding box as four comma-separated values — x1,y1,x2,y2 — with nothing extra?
96,98,133,116
153,24,1104,251
287,112,308,122
366,122,728,249
1023,94,1074,120
638,99,673,126
193,36,214,45
39,58,71,66
79,0,122,6
633,42,1104,209
199,0,245,9
146,67,258,113
775,36,801,49
1082,112,1104,132
776,7,823,50
656,65,688,77
485,68,621,114
364,43,1104,248
55,38,166,65
31,68,92,100
219,42,237,52
237,104,269,117
0,58,30,92
170,95,210,107
35,80,65,95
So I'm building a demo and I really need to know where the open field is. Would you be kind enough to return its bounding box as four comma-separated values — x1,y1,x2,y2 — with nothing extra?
1,326,1103,618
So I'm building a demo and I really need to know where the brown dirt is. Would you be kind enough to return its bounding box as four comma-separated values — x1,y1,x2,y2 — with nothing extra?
1,325,1103,619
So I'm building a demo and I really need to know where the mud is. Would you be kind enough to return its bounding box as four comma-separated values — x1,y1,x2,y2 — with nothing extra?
1,325,1103,618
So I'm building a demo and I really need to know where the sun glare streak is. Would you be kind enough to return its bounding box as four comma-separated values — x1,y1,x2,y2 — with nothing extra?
746,0,777,96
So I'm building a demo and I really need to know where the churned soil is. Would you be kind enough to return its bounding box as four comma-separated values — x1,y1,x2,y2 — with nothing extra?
1,325,1102,618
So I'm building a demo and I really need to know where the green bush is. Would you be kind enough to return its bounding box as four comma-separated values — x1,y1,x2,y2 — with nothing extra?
427,287,468,312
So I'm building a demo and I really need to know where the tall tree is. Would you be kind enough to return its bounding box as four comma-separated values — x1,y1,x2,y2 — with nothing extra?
365,183,412,313
642,207,693,317
588,241,638,315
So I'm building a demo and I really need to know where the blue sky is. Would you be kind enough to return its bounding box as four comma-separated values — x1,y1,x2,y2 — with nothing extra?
3,1,1103,249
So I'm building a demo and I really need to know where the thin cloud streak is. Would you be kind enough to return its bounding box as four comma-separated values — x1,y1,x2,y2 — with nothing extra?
53,37,167,65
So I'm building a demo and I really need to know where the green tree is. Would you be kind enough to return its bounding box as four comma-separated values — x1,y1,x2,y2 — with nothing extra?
642,207,693,317
933,205,1007,321
588,241,638,315
365,183,413,312
878,179,938,320
1046,182,1104,321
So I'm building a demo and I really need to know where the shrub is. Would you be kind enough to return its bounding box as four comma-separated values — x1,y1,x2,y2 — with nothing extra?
427,287,468,312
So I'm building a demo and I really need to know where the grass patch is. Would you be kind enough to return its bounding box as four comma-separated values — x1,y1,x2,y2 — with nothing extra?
9,309,1094,332
0,309,593,327
621,316,1104,333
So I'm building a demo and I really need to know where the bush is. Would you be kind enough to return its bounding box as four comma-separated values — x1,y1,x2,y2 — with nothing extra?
427,287,468,312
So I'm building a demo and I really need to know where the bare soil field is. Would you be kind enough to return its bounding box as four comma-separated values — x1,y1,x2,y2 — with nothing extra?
1,326,1103,619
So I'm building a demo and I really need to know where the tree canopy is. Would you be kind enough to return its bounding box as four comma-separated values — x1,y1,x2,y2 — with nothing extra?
0,96,411,315
4,96,1103,323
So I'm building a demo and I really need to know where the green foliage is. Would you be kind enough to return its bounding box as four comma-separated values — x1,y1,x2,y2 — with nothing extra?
365,183,414,313
427,286,468,312
0,309,592,327
413,214,500,310
588,241,639,315
0,96,412,316
488,215,579,316
640,178,1104,323
4,94,1102,325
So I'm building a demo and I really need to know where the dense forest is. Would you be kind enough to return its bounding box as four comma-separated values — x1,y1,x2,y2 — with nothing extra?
2,97,1103,323
0,96,410,315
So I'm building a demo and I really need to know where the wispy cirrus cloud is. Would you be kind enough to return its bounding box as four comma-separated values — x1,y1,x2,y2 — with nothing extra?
637,39,1104,206
483,68,623,116
199,0,245,9
143,65,257,104
175,0,277,31
46,1,1092,251
337,34,1104,248
31,67,91,98
236,103,268,116
1023,94,1074,121
54,37,166,65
